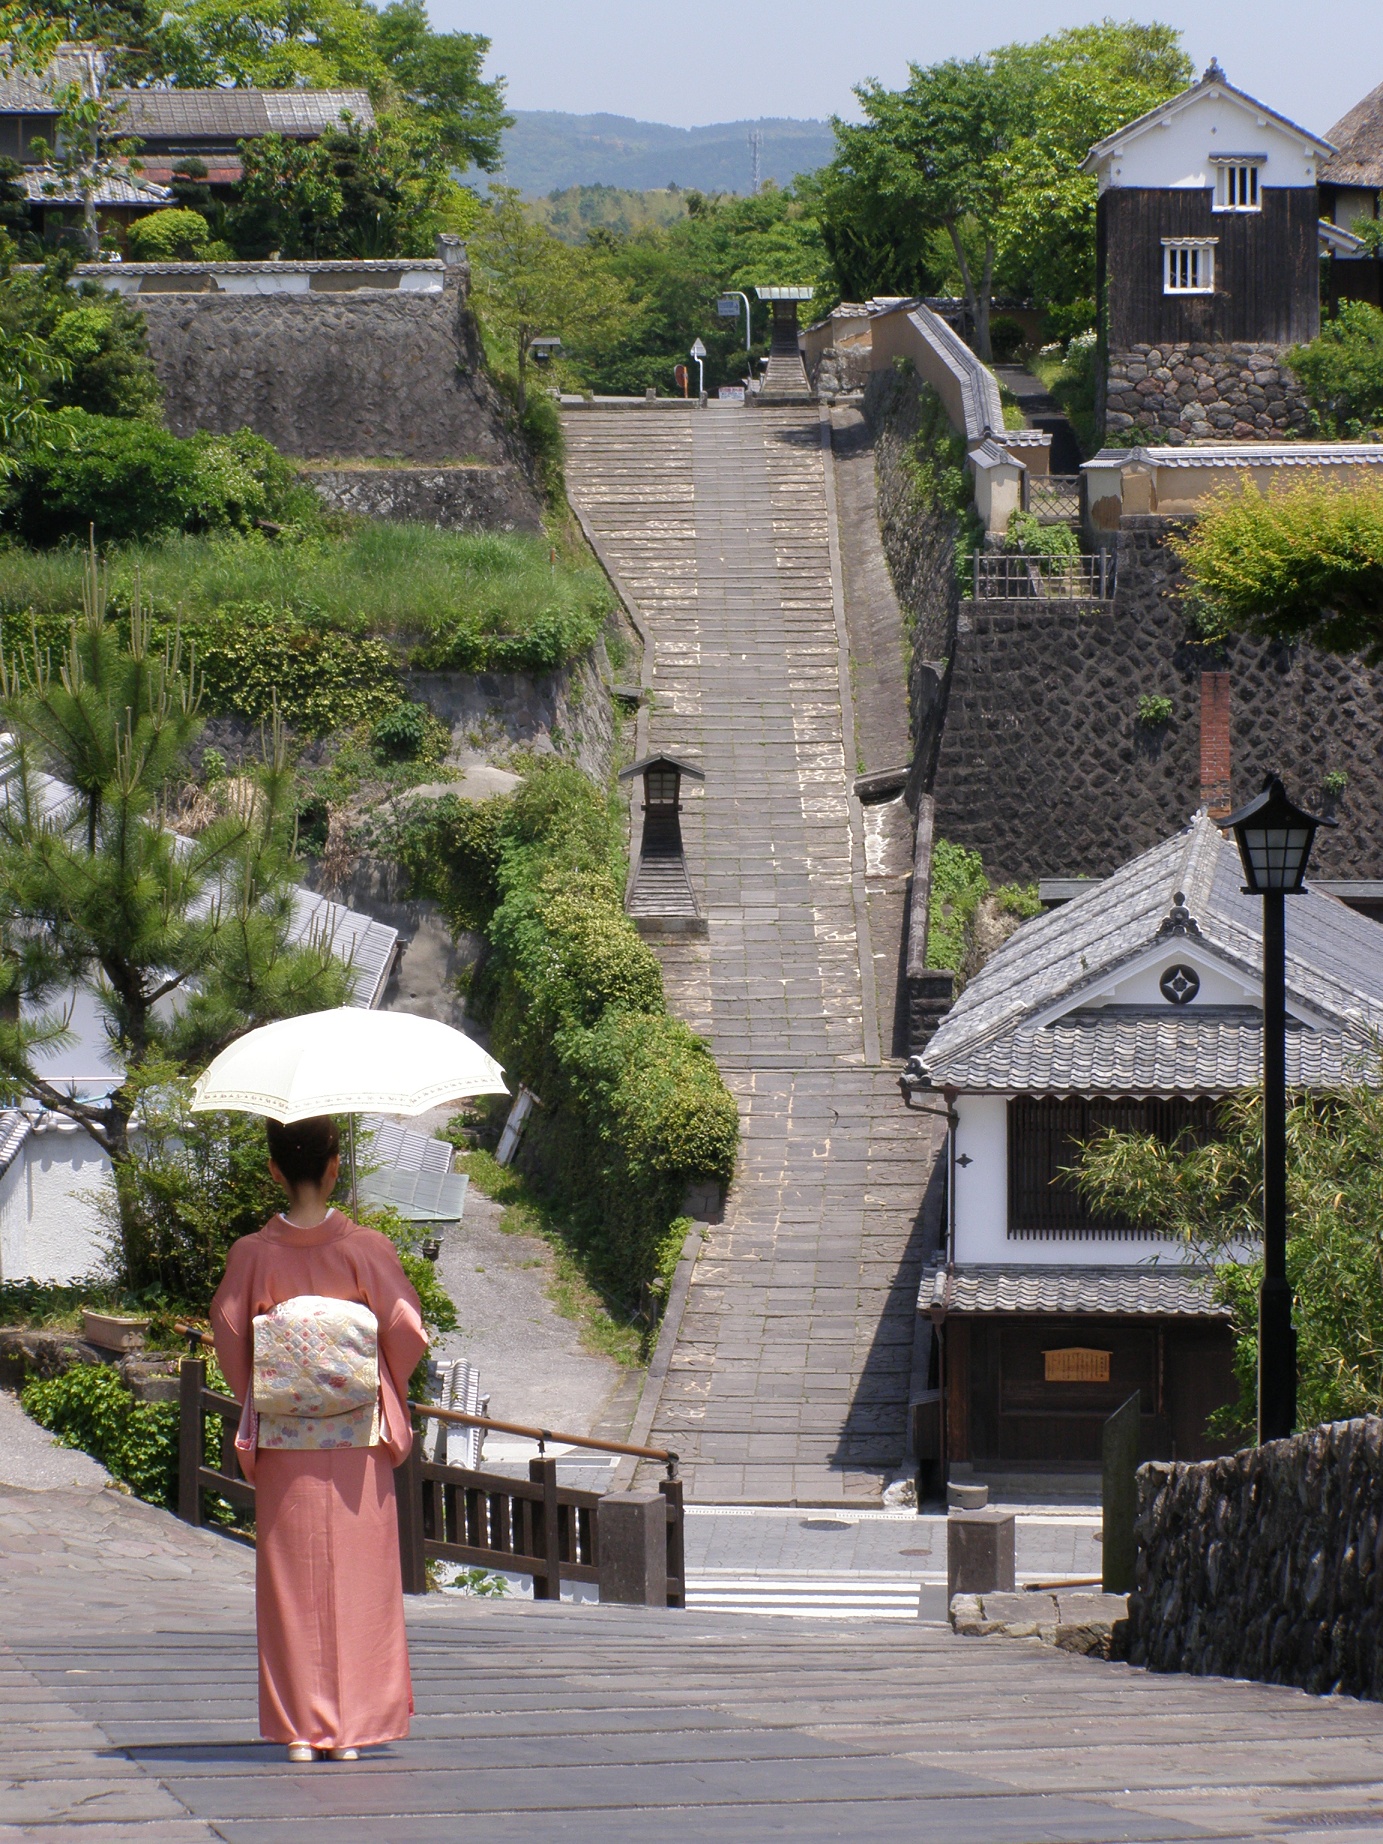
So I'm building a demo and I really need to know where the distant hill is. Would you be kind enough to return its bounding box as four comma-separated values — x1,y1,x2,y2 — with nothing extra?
498,112,836,197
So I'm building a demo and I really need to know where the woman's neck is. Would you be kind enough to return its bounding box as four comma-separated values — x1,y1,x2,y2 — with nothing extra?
281,1199,335,1230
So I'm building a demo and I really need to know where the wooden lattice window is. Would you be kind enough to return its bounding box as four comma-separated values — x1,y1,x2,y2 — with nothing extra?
645,769,679,804
1007,1095,1219,1239
1163,239,1216,293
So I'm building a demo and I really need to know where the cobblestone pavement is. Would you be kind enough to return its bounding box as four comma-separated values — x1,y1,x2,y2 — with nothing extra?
10,1483,1383,1843
564,405,942,1504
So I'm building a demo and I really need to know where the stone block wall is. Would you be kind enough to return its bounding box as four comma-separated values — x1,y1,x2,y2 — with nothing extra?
306,464,541,533
131,278,530,469
1105,342,1309,443
408,639,619,787
1129,1419,1383,1699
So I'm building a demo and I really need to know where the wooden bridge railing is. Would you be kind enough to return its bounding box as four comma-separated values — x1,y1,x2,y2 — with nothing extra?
177,1358,684,1608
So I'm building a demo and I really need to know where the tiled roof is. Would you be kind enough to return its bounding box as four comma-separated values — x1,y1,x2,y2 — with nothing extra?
109,88,374,139
920,1262,1230,1317
921,814,1383,1096
20,166,172,206
287,889,397,1009
0,43,103,113
0,1109,31,1178
1322,79,1383,190
1086,443,1383,470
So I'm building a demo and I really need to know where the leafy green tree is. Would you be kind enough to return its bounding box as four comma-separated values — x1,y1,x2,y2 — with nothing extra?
0,548,349,1285
151,0,508,172
28,79,140,260
1172,475,1383,663
816,24,1192,341
228,119,476,258
372,0,508,172
0,260,164,424
471,188,634,414
1076,1085,1383,1434
1286,300,1383,439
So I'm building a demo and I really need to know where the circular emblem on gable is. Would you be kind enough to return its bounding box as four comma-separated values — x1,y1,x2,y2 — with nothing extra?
1159,963,1200,1005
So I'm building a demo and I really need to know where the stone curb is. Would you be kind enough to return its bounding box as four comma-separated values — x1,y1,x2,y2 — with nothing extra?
950,1589,1131,1659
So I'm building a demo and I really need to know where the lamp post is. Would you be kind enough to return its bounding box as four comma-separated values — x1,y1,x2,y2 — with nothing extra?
1223,774,1334,1444
716,291,753,353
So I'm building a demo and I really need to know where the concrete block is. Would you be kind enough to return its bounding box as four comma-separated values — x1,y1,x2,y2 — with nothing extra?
947,1508,1016,1598
598,1491,668,1607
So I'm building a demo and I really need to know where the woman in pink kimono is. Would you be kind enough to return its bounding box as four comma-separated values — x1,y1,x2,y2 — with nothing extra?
211,1116,427,1763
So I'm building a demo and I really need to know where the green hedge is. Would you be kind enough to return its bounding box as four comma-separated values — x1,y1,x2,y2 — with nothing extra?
22,1363,180,1506
8,414,321,546
398,762,738,1305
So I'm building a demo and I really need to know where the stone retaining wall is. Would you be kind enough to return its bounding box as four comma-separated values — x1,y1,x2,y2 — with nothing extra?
1129,1419,1383,1699
306,464,541,533
408,639,619,787
1105,342,1309,443
862,362,1383,885
129,276,529,470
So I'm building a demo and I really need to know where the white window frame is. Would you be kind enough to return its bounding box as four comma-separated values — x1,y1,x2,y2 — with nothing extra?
1162,238,1217,295
1212,156,1264,212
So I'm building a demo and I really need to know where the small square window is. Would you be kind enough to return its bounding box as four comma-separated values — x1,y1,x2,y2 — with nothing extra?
1215,162,1262,211
1163,240,1216,294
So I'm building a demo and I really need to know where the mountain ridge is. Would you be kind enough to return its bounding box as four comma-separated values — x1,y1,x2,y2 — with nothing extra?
497,110,835,197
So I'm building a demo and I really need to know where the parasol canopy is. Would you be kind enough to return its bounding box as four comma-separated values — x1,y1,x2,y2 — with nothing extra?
189,1008,508,1122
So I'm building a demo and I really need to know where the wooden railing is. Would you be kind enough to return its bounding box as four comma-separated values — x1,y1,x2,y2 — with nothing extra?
176,1358,684,1608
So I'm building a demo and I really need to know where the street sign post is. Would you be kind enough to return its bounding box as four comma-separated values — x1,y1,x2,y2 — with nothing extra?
715,291,753,352
690,338,707,398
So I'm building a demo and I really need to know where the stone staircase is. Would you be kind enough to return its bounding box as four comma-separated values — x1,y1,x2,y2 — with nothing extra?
564,403,942,1504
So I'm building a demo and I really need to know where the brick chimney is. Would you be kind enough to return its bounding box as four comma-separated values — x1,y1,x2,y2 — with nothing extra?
1200,672,1232,818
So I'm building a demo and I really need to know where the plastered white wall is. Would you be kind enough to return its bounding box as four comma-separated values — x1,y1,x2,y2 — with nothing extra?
3,1134,114,1283
1095,90,1322,194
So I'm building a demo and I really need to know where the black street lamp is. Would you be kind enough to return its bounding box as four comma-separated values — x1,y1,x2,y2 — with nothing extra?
1223,775,1334,1444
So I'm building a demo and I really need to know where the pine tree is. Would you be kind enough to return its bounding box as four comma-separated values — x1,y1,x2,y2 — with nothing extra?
0,542,348,1285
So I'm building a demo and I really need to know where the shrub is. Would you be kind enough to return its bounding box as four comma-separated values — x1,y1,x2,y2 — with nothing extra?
397,760,738,1307
1137,693,1173,727
186,603,402,734
1286,300,1383,438
989,315,1026,362
1005,508,1082,562
22,1363,180,1506
9,415,322,545
126,208,228,263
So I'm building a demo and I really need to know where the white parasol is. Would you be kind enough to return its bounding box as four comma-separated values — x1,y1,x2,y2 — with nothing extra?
190,1008,508,1208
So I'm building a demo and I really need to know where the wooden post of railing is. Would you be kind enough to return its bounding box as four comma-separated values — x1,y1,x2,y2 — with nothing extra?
530,1455,562,1600
395,1434,428,1596
661,1476,685,1609
178,1357,205,1527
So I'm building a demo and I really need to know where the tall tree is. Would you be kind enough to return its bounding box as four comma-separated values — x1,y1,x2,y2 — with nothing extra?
470,188,633,414
817,24,1192,342
0,547,348,1282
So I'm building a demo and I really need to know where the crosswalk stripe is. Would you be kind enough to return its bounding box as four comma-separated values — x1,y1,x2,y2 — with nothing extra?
685,1576,926,1620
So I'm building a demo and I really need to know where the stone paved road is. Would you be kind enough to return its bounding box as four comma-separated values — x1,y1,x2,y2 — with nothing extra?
565,404,941,1504
9,1483,1383,1843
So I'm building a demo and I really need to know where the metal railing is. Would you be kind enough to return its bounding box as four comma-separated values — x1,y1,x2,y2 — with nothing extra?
175,1358,685,1607
1027,474,1082,522
971,551,1115,602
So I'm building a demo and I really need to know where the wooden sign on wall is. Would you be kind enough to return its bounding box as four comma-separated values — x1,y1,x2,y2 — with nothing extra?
1044,1347,1112,1383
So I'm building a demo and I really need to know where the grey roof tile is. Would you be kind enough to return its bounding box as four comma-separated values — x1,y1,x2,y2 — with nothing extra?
921,814,1383,1095
109,88,374,140
920,1262,1229,1317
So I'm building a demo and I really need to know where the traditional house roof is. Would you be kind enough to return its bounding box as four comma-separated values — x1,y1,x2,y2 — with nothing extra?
109,88,375,142
19,165,172,207
919,813,1383,1096
0,42,103,114
919,1262,1229,1318
1321,79,1383,191
1080,60,1333,174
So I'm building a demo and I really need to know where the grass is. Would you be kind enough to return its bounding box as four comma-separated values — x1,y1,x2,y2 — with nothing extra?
0,523,614,669
449,1141,646,1367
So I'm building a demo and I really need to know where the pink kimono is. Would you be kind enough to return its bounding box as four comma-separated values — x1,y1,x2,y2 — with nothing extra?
211,1212,428,1750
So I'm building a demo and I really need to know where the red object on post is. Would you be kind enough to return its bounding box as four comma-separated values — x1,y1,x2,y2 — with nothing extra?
673,363,688,398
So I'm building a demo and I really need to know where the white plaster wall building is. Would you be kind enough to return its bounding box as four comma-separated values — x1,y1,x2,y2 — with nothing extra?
912,813,1383,1477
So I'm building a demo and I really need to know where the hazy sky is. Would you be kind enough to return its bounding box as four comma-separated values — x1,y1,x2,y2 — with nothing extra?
431,0,1380,139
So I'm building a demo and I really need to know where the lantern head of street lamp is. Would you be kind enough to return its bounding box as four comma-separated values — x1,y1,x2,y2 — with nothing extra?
1223,774,1335,895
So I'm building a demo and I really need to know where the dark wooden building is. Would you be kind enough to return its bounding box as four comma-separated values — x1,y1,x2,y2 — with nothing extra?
1082,62,1333,442
911,812,1383,1484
